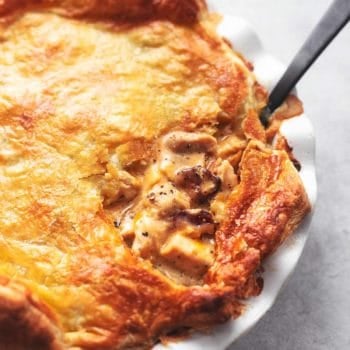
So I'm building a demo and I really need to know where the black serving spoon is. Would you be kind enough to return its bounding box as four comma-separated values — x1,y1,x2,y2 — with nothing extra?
260,0,350,126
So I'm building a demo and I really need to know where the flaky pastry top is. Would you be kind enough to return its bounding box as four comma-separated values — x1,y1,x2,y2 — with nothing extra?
0,1,310,349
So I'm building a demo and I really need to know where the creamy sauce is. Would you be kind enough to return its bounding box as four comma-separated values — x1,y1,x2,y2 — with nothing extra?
106,131,240,285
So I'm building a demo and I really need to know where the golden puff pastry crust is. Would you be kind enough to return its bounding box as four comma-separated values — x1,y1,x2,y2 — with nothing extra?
0,1,310,349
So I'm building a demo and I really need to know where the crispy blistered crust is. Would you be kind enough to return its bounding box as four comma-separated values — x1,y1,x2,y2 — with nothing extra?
62,241,241,349
206,141,311,296
0,1,310,349
0,253,240,350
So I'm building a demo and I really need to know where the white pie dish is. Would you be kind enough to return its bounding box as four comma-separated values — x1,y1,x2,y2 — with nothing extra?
154,10,317,350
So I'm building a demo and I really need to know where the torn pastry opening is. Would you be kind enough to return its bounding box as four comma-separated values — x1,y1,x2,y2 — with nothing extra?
103,130,242,286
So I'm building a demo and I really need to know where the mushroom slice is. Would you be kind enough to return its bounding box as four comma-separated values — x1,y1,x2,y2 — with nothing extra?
175,209,215,238
174,166,221,203
163,131,217,154
159,131,217,180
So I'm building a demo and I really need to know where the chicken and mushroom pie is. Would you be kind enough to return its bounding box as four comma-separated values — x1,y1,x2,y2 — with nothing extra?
0,1,311,349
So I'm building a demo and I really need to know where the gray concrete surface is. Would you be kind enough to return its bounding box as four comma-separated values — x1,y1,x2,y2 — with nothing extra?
214,1,350,350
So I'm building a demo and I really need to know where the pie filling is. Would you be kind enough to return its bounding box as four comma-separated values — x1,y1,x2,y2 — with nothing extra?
103,130,244,285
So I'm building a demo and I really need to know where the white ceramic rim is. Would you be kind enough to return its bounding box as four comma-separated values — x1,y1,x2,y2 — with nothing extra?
154,10,317,350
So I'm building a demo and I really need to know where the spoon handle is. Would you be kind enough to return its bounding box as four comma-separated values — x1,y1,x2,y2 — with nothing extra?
267,0,350,113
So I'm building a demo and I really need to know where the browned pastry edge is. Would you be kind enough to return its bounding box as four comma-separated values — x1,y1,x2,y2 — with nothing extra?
266,95,304,143
0,277,64,350
205,140,311,297
0,0,206,24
